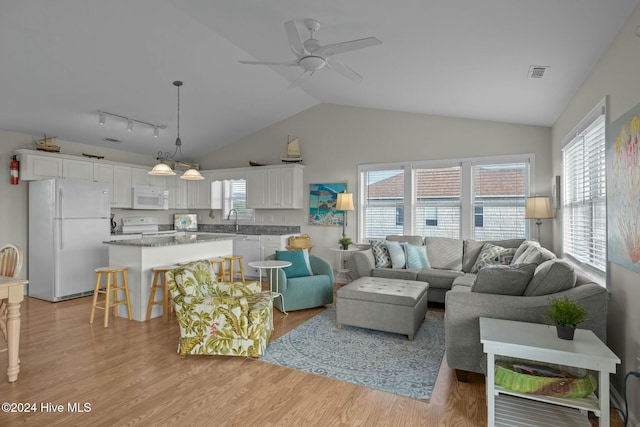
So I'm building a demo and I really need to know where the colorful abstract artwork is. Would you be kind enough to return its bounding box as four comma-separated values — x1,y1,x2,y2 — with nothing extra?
309,183,347,226
607,102,640,272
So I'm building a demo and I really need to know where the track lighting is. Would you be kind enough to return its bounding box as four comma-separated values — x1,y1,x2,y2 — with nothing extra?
97,111,165,137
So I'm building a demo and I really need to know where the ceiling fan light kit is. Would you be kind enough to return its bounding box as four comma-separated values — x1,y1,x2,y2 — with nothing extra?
239,18,382,86
149,81,204,180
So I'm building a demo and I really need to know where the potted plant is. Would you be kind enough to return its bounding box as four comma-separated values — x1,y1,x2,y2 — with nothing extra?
338,236,352,250
545,297,586,340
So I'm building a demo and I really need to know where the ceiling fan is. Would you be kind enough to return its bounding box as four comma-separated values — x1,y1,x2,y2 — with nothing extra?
240,19,382,87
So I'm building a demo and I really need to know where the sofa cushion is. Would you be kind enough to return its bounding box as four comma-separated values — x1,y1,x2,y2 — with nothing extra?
276,250,313,278
172,260,217,297
424,237,463,270
452,273,477,288
511,240,540,264
416,268,464,289
515,244,556,266
402,242,431,269
386,235,424,246
471,264,537,296
372,268,420,281
462,239,524,273
385,240,406,268
471,244,517,273
523,259,577,296
370,240,392,268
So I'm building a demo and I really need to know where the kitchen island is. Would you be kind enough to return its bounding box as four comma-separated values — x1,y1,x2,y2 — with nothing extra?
104,233,235,321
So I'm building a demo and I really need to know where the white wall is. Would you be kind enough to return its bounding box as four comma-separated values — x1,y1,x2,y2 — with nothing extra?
551,5,640,424
199,103,552,266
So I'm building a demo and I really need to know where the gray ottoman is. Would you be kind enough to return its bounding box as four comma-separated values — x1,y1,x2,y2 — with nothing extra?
336,277,429,340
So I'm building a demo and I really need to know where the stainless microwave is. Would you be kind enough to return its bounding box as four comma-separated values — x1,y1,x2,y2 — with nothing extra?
132,187,169,210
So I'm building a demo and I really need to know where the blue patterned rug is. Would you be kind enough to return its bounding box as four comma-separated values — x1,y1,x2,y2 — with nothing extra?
260,308,445,400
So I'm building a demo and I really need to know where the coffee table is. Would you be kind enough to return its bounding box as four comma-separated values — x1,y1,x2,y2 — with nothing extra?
480,317,620,427
248,260,291,314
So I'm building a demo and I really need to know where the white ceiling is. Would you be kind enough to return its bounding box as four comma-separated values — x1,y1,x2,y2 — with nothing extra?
1,0,638,161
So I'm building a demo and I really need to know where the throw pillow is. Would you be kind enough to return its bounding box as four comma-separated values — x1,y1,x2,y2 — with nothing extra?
511,240,540,265
515,244,556,266
523,259,577,296
300,248,314,275
275,250,312,278
370,239,392,268
471,243,517,273
385,240,406,269
471,263,537,296
401,242,431,269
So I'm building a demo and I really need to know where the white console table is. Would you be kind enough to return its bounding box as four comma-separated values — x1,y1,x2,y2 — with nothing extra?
480,317,620,427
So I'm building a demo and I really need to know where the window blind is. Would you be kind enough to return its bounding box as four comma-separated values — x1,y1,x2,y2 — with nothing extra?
562,112,606,273
414,166,461,238
362,169,405,239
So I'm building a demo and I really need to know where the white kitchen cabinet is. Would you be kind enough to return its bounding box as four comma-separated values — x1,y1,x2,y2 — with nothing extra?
259,234,295,260
187,172,213,209
167,175,188,209
246,164,303,209
112,165,132,208
62,158,93,180
17,152,63,181
93,163,114,204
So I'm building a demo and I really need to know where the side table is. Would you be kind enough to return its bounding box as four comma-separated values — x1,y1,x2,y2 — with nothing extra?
248,260,291,314
480,317,620,427
328,247,359,284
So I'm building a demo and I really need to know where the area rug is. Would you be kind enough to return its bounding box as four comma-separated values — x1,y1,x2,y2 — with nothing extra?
259,308,445,400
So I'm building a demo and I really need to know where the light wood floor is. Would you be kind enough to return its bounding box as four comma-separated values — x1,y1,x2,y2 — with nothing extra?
0,296,622,426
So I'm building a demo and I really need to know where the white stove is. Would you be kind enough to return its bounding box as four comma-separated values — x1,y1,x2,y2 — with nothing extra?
121,216,177,235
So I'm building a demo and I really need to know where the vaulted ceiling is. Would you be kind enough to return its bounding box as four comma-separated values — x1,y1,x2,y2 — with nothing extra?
1,0,638,161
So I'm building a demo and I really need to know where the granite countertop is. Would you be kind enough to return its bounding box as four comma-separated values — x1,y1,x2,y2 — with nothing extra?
104,233,236,247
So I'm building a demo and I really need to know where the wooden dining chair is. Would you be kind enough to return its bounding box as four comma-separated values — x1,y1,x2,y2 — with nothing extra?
0,244,22,342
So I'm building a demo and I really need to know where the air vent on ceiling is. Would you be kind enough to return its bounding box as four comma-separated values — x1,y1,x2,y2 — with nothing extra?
104,137,122,143
528,65,549,79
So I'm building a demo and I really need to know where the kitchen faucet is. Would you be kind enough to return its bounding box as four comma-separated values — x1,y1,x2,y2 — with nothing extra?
227,209,239,233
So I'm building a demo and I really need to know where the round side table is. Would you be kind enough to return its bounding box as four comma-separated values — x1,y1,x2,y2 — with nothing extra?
248,260,292,314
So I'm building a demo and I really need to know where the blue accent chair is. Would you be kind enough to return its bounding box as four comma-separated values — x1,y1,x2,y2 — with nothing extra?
265,254,334,312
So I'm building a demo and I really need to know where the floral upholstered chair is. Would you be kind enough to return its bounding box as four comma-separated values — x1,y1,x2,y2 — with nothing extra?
167,259,273,357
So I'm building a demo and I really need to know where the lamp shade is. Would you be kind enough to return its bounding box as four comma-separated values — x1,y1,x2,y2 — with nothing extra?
148,162,176,176
180,168,204,180
336,192,354,211
525,196,553,219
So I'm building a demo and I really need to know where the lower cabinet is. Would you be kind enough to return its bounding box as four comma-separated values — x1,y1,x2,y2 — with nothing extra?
259,235,294,260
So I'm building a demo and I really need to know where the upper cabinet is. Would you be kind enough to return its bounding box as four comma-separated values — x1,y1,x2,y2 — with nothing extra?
187,172,213,209
17,152,62,181
246,164,304,209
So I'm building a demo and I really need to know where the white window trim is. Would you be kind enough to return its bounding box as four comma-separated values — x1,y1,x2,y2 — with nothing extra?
357,153,534,241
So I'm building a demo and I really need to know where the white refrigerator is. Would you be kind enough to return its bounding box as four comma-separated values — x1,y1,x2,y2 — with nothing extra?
29,178,111,302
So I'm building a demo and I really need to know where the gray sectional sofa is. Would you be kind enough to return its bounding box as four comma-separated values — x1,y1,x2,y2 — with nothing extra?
347,235,608,380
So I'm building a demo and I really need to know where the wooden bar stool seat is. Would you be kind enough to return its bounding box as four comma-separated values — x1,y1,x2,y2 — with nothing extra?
208,258,227,281
89,267,132,328
146,265,178,321
224,255,245,282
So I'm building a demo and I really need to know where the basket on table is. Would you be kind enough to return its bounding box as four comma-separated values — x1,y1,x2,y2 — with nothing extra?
494,357,597,398
287,234,313,252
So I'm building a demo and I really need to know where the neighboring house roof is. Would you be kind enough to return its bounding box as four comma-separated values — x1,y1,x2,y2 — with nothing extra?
367,167,525,198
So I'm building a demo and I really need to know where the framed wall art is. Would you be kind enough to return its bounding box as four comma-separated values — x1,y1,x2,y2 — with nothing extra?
309,182,347,226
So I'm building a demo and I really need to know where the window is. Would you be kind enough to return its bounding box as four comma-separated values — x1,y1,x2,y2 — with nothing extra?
473,163,527,240
359,155,531,241
562,101,606,274
222,179,254,220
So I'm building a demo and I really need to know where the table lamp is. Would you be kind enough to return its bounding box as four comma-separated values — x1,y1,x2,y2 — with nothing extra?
336,191,355,238
525,196,553,241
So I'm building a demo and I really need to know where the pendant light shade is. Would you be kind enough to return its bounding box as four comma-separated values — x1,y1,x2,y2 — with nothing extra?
149,80,203,179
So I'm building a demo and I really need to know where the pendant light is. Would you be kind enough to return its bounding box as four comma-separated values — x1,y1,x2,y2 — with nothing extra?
149,81,204,180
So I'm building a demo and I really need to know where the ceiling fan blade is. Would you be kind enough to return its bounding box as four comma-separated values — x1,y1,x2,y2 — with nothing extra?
239,60,298,66
326,59,363,82
284,20,306,56
315,37,382,57
288,71,311,88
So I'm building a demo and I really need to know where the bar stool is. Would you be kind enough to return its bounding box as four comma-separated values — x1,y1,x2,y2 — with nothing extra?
209,258,227,281
224,255,245,282
89,267,132,328
146,265,178,321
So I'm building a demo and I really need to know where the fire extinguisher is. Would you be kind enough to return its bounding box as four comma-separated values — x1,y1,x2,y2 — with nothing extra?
10,156,19,185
